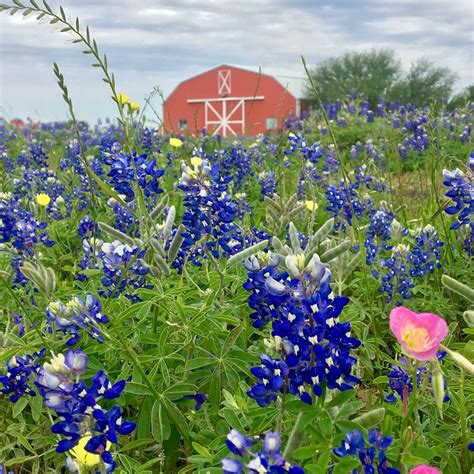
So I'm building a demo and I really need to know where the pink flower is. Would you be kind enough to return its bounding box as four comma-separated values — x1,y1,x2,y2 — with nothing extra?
389,307,448,361
410,465,441,474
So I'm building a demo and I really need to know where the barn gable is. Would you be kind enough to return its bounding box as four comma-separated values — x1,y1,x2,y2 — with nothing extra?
163,65,297,137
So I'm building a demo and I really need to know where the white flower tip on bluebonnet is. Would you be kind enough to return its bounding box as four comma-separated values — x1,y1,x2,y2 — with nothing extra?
285,253,306,277
65,350,88,375
44,353,68,375
263,431,281,455
308,254,331,283
264,276,287,296
227,429,248,451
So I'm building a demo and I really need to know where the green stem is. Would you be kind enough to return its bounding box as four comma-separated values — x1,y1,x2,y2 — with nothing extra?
282,412,305,460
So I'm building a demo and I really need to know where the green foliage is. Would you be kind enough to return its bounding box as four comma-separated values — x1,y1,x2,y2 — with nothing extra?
388,58,458,107
305,49,458,108
305,49,400,106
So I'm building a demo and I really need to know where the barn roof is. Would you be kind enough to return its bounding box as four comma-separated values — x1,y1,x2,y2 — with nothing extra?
165,64,307,102
232,64,308,99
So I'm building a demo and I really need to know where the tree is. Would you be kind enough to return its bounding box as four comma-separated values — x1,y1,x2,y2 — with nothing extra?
305,49,401,107
388,58,458,106
447,84,474,110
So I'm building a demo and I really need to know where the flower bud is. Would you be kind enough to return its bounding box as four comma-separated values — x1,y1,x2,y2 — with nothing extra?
431,365,445,418
443,346,474,375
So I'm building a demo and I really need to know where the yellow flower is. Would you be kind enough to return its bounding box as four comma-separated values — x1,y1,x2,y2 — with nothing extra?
116,93,129,105
70,435,111,467
129,101,140,111
190,157,203,167
36,193,51,207
169,137,183,148
305,200,318,211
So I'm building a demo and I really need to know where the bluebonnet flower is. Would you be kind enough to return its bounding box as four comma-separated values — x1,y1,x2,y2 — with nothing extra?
407,225,443,278
78,239,151,301
0,349,45,402
258,171,277,200
377,244,415,304
10,313,25,337
35,350,135,471
443,153,473,254
106,150,164,203
184,392,207,410
46,294,109,346
77,215,98,239
284,113,304,131
235,192,253,219
325,181,369,232
333,429,399,474
248,355,289,407
222,430,304,474
244,252,360,405
177,156,246,266
385,354,450,405
469,425,474,452
0,193,54,285
99,240,151,300
107,197,139,237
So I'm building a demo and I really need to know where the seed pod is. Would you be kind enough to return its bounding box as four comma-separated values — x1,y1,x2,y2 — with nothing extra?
162,205,176,242
98,222,135,245
152,253,170,276
288,222,302,254
227,240,268,268
463,310,474,328
352,407,385,428
272,236,290,256
443,346,474,376
320,239,351,263
168,224,185,263
150,195,169,220
431,364,445,418
441,275,474,303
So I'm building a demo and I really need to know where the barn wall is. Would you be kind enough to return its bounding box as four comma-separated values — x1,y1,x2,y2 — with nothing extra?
163,65,297,136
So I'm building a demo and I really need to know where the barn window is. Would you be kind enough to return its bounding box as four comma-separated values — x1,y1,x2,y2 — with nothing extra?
266,117,277,130
178,119,188,131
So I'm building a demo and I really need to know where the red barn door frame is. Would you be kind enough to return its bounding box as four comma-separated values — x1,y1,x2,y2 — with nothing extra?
187,96,264,137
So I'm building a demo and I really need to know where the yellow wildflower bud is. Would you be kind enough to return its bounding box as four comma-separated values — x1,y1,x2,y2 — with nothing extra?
169,137,183,148
191,157,203,167
129,101,140,111
36,193,51,207
116,93,129,105
305,200,318,211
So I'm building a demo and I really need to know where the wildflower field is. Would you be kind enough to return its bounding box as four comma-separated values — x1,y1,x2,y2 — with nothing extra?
0,2,473,474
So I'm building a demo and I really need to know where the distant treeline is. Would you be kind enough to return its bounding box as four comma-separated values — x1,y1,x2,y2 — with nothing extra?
304,49,473,109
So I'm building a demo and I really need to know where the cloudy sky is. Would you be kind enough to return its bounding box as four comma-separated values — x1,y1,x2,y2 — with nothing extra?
0,0,472,123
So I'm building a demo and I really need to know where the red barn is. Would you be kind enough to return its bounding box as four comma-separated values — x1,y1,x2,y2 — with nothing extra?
163,64,298,137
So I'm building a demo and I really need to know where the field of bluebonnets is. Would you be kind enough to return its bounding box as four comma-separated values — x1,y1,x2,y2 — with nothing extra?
0,2,473,474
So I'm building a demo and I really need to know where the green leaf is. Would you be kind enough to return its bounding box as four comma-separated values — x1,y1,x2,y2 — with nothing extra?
151,401,170,442
192,442,211,459
161,396,189,443
326,389,355,408
117,438,154,453
164,383,197,401
292,446,315,460
30,392,43,422
124,382,153,395
12,397,29,418
373,376,389,384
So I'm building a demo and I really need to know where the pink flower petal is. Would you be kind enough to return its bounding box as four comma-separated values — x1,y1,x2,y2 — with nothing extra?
389,306,448,361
